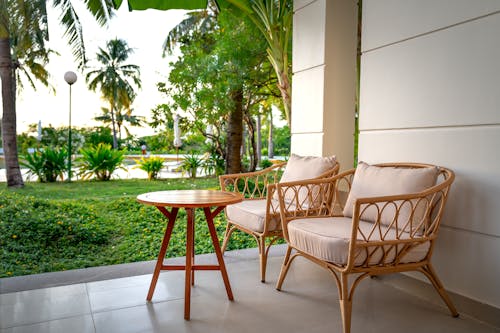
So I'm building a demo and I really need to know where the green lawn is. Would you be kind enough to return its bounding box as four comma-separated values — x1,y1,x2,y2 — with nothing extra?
0,178,256,278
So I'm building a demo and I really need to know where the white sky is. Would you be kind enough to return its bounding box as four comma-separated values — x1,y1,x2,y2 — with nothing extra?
13,3,188,137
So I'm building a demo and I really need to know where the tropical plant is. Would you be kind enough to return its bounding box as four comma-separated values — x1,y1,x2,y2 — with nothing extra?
1,0,114,188
180,153,204,178
21,147,67,182
20,150,45,182
202,151,225,176
86,38,142,149
135,156,164,180
78,143,126,181
259,158,272,169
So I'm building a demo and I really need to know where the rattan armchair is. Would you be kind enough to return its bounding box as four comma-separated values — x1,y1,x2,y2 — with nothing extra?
275,162,458,333
219,156,339,282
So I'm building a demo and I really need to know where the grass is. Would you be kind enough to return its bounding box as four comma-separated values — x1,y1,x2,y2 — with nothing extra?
0,178,257,278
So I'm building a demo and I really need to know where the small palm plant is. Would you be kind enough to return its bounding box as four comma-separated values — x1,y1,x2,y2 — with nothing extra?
78,143,126,181
135,156,164,180
21,150,46,182
202,152,225,177
21,147,67,182
180,153,203,179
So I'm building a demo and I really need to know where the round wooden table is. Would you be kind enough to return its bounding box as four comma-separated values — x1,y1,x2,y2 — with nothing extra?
137,190,243,320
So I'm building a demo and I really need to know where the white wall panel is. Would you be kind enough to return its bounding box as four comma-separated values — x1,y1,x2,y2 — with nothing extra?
432,227,500,308
359,0,500,309
362,0,500,51
291,66,325,133
293,0,325,72
360,12,500,131
294,0,315,12
358,126,500,237
291,133,324,156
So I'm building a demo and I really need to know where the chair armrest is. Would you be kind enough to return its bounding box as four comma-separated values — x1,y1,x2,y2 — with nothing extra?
276,170,355,241
219,162,286,199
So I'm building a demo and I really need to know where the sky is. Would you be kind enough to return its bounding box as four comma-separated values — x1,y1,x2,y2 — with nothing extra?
13,3,189,137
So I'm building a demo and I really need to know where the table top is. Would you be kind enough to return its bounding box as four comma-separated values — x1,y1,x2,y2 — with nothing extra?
137,190,244,208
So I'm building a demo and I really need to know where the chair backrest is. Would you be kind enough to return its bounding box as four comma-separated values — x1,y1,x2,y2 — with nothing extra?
341,162,455,269
219,162,287,199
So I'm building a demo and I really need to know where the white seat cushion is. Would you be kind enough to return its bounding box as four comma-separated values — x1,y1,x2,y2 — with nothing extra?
288,217,430,266
226,199,280,233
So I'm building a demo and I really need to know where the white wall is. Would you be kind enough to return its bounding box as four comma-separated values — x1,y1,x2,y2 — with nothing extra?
291,0,357,169
359,0,500,308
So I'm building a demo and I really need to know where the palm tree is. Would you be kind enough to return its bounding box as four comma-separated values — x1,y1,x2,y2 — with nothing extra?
86,38,142,149
0,0,114,188
95,106,145,141
162,0,219,56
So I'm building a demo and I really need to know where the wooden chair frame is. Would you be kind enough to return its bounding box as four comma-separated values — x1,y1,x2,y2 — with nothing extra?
274,163,458,333
219,161,340,282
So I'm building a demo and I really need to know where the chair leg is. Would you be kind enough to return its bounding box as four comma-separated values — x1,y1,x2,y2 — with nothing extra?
422,264,459,317
258,236,267,283
339,273,353,333
221,223,236,255
276,245,293,291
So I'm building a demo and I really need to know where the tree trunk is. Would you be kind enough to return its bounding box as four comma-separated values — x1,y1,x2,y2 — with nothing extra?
244,113,257,172
110,100,118,149
267,109,274,159
277,70,291,128
0,38,24,187
225,88,243,174
256,112,262,166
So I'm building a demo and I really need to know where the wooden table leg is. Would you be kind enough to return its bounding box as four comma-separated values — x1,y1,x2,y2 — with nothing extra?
184,208,195,320
147,207,179,301
204,207,234,301
191,209,195,286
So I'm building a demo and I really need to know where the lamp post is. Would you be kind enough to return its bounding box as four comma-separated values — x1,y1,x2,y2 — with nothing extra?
64,71,77,182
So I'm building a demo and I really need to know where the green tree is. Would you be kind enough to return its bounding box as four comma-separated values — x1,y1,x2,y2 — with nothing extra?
0,0,114,188
86,38,141,149
153,8,278,173
115,0,293,126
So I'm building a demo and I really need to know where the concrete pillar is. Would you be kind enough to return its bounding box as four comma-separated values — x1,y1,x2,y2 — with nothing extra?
291,0,358,169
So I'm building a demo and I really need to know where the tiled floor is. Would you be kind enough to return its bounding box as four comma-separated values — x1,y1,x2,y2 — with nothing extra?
1,251,499,333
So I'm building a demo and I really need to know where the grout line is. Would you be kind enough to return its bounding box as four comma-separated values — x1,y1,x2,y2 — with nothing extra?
293,63,325,75
359,123,500,133
362,10,500,54
0,313,93,330
441,224,500,239
84,283,98,332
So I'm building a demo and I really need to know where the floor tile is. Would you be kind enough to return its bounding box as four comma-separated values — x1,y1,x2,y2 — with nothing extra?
0,314,94,333
0,285,90,329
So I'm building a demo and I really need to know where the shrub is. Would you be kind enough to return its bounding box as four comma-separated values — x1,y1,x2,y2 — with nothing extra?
135,156,165,180
202,153,225,176
21,147,67,182
78,143,126,181
260,158,273,169
180,153,203,178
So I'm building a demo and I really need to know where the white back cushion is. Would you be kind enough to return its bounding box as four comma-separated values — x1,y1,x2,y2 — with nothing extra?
276,154,337,205
343,162,438,228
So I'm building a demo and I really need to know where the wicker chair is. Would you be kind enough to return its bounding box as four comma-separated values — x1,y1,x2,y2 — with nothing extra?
275,162,458,333
219,155,340,282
